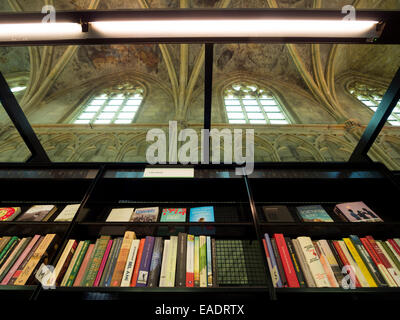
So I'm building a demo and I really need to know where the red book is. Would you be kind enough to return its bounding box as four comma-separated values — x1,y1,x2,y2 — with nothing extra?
366,236,393,269
94,240,113,287
361,238,384,268
332,241,361,288
388,239,400,256
130,239,145,287
273,234,299,288
73,244,94,287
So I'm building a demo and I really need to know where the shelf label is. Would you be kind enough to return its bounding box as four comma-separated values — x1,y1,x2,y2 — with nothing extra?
143,168,194,178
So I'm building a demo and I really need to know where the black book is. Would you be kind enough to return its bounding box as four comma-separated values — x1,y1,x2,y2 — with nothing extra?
285,237,306,288
148,237,164,288
175,233,188,287
262,206,294,222
271,238,287,287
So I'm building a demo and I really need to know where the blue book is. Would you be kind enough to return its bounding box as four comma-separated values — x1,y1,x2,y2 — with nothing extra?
104,238,123,287
189,207,215,236
206,236,213,287
136,236,155,287
264,234,283,288
296,205,333,222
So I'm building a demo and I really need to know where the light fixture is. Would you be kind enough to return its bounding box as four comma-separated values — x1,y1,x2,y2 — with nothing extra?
0,9,385,45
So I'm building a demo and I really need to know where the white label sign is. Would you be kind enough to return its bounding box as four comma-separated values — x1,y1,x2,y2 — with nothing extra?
143,168,194,178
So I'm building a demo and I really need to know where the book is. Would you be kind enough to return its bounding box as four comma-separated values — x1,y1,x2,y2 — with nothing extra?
380,241,400,276
292,239,316,287
121,239,140,287
167,236,178,287
61,241,84,286
103,238,123,287
54,204,80,222
0,238,30,283
296,237,330,287
334,202,383,222
270,238,287,287
73,244,95,286
136,236,155,287
147,238,163,288
111,231,136,287
296,205,333,222
332,240,361,288
263,235,282,288
0,207,21,221
0,237,20,268
338,240,369,287
94,240,113,287
262,206,294,222
160,208,187,222
0,237,11,254
377,241,400,285
318,240,343,285
175,233,187,287
285,237,306,287
194,236,200,287
17,205,57,222
314,241,339,287
52,239,78,286
15,234,58,285
106,208,135,222
211,239,218,287
206,236,213,287
65,240,89,287
130,238,145,287
159,240,170,287
186,235,195,287
274,234,300,288
189,206,214,223
199,236,207,288
131,207,159,222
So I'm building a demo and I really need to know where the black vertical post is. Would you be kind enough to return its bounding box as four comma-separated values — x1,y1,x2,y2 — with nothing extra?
203,43,214,164
0,72,50,163
350,67,400,162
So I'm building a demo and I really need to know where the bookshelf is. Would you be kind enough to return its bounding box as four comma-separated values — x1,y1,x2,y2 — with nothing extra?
1,162,400,302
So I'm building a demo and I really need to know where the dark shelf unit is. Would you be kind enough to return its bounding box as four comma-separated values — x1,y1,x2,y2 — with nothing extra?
1,162,400,302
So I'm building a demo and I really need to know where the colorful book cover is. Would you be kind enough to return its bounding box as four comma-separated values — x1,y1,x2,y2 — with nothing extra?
0,238,30,283
121,239,140,287
160,208,187,222
17,205,57,222
186,235,195,287
335,202,383,223
274,234,300,288
147,238,164,288
264,234,283,288
190,207,215,235
104,238,123,287
136,236,155,287
65,240,90,287
131,207,159,222
194,236,200,287
296,205,333,222
0,207,21,221
94,240,113,287
206,236,212,287
199,236,207,288
73,244,94,286
130,238,145,287
111,231,136,287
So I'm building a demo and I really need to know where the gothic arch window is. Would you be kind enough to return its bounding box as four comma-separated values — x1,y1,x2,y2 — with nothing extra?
224,84,290,125
348,81,400,126
73,83,144,124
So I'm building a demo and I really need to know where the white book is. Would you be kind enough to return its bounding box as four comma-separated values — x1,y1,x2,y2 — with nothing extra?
387,241,400,264
55,204,80,222
167,236,178,287
186,235,195,287
377,241,400,286
120,239,140,287
338,241,369,287
106,208,135,222
49,239,76,286
316,241,339,287
297,237,330,287
292,239,316,288
61,241,84,286
159,240,170,287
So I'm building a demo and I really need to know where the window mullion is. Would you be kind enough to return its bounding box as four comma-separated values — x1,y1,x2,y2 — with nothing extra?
240,98,249,124
111,95,128,124
91,97,109,124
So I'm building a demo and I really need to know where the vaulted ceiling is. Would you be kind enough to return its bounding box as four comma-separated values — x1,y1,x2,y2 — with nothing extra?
1,0,400,124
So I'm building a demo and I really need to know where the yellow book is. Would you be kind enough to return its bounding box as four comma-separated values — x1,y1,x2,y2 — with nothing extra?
343,238,377,288
110,231,136,287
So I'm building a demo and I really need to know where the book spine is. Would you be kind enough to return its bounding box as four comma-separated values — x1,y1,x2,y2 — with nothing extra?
167,236,178,287
159,240,170,287
319,240,343,285
105,238,123,287
80,239,99,285
99,239,118,287
377,241,400,285
111,232,136,287
332,241,360,288
94,240,113,287
339,240,368,287
73,244,94,287
0,237,11,255
54,240,78,286
349,235,387,287
274,234,299,287
1,236,40,285
343,238,376,287
211,239,218,287
206,236,212,287
271,238,287,287
285,237,306,288
366,236,400,286
130,238,145,287
314,241,338,287
121,239,140,287
8,236,44,285
175,233,187,287
199,236,207,288
0,236,19,266
0,238,29,282
66,240,90,287
186,235,194,287
292,239,315,287
262,239,275,288
264,234,283,288
147,238,163,288
360,237,395,287
136,236,155,287
387,240,400,264
15,234,57,286
61,241,84,287
194,236,200,287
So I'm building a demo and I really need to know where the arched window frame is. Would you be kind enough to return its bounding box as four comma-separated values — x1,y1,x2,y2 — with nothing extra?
223,84,291,125
347,81,400,126
73,82,145,124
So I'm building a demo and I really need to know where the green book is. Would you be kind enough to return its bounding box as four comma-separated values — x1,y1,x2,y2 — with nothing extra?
199,236,207,288
380,241,400,272
194,236,200,287
82,236,111,287
0,237,19,267
0,237,31,282
65,240,90,287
